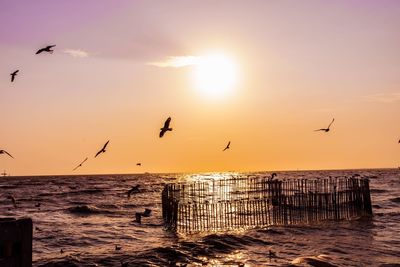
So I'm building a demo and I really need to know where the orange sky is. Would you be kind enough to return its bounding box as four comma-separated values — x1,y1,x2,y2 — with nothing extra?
1,1,399,175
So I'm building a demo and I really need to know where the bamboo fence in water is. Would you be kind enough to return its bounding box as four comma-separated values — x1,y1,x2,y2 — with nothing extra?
162,176,372,233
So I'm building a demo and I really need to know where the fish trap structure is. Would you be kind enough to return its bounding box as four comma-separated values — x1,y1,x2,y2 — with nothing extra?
162,176,372,233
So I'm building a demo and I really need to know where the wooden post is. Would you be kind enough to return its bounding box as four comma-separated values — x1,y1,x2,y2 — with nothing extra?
0,217,32,267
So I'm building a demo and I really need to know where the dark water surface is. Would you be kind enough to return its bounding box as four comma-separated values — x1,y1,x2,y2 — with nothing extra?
1,169,399,266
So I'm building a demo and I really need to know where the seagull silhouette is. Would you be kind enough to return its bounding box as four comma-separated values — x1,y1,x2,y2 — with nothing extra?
36,45,56,54
223,141,231,151
127,185,140,198
0,150,14,158
136,163,141,166
159,117,172,138
315,118,335,132
10,70,19,82
72,157,88,171
95,141,109,158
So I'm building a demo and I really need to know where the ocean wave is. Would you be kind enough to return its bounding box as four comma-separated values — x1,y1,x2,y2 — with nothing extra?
291,254,338,267
389,197,400,203
370,189,389,194
67,205,113,215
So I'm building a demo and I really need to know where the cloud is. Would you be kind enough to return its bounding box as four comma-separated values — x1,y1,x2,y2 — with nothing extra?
363,92,400,103
148,56,199,68
63,49,89,58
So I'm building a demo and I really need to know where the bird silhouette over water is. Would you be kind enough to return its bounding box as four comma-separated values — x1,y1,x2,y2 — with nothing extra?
127,185,140,198
10,70,19,82
36,45,56,54
136,163,141,166
223,141,231,151
0,150,14,158
159,117,173,138
315,118,335,132
72,157,88,171
269,250,278,261
115,245,122,251
95,141,109,158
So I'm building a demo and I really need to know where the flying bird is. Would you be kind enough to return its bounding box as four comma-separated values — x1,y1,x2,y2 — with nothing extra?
314,118,335,132
10,70,19,82
0,150,14,158
95,141,109,158
115,245,122,251
127,185,140,198
159,117,173,138
223,141,231,151
136,163,141,166
72,157,88,171
36,45,56,54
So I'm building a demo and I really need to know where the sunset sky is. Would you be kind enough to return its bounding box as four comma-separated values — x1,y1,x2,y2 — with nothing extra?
1,1,399,175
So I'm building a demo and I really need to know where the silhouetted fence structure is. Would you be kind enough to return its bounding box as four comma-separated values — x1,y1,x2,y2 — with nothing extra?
162,176,372,233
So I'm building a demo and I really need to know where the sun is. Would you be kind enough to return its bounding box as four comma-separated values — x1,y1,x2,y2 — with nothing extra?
192,53,239,98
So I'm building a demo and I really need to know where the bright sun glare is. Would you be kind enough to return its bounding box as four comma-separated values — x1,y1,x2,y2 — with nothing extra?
192,53,239,98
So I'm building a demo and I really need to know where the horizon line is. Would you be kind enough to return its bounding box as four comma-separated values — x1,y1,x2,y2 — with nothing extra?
1,166,398,178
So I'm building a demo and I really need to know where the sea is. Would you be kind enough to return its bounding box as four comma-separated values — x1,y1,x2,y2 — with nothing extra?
0,169,399,267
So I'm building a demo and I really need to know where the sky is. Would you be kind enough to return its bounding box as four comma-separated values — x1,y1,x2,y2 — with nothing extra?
1,0,399,176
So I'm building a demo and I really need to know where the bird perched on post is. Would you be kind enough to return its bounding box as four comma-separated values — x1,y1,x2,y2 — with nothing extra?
95,141,109,158
10,70,19,82
159,117,173,138
36,45,56,54
314,118,335,132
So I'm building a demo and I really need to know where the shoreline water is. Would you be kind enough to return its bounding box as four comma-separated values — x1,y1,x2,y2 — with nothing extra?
1,169,399,266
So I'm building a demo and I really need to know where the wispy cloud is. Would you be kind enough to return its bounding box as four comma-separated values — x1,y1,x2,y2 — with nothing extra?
63,49,89,58
148,56,199,68
363,92,400,103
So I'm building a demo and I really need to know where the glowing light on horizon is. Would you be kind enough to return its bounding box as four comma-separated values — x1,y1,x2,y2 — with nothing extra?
192,53,239,99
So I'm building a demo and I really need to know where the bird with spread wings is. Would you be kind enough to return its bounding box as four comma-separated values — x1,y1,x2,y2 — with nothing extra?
95,141,110,158
223,141,231,151
0,150,14,158
10,70,19,82
72,157,88,171
36,45,56,54
159,117,173,138
314,118,335,132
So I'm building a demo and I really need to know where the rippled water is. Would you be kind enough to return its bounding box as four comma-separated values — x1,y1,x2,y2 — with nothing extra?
0,169,399,266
